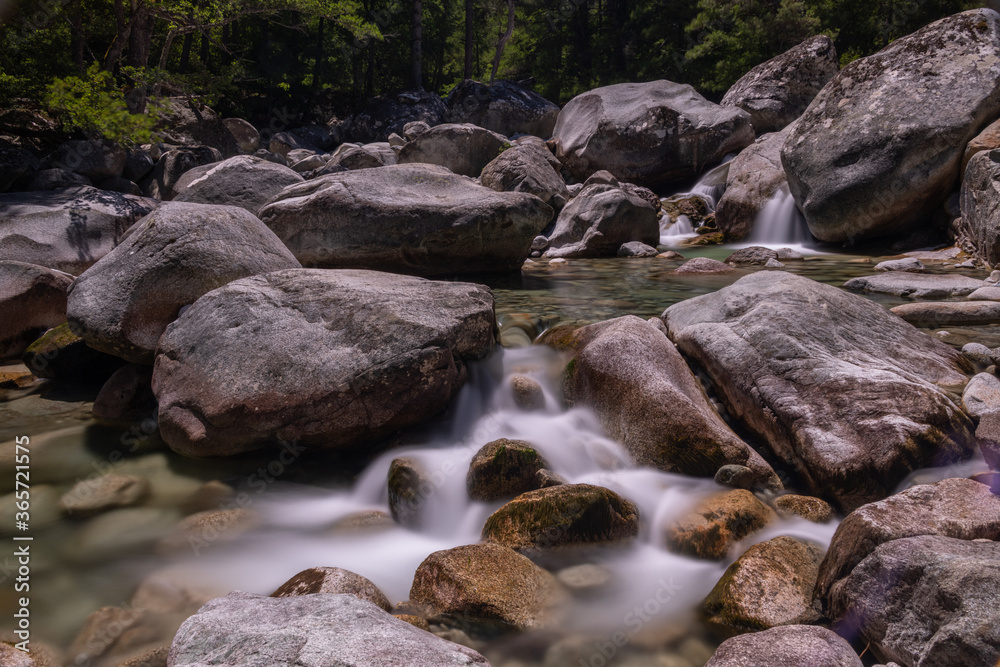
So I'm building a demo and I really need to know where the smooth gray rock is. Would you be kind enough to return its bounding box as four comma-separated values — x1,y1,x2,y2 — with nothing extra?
617,241,658,257
830,535,1000,667
891,300,1000,326
397,122,509,177
445,79,560,137
662,272,976,512
552,80,754,188
153,269,497,456
24,167,91,191
51,139,127,182
705,625,863,667
725,246,778,265
543,184,658,258
155,97,241,157
721,35,839,135
168,592,489,666
561,316,781,488
271,567,392,612
142,147,222,200
0,261,73,360
327,144,391,170
960,148,1000,265
67,202,300,364
962,372,1000,421
967,284,1000,300
0,186,158,274
671,257,735,274
782,9,1000,243
480,136,568,207
716,125,795,241
269,131,317,157
843,272,984,299
258,164,552,276
171,156,304,215
222,117,260,153
874,257,925,272
347,89,447,144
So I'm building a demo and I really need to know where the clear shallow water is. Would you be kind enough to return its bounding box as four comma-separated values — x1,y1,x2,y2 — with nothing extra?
0,250,995,665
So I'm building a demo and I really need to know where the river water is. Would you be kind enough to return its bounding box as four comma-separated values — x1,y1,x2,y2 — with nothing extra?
0,243,995,666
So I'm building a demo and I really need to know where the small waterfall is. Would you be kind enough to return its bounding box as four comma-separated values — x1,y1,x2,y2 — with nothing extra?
688,160,732,211
660,160,733,243
662,214,694,239
746,186,813,246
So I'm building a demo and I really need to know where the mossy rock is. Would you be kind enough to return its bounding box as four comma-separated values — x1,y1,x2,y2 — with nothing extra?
271,566,392,611
21,322,124,382
679,231,726,246
482,483,639,554
467,439,547,501
388,457,428,529
664,489,775,560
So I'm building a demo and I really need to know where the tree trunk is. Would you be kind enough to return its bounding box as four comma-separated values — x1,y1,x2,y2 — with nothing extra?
200,29,210,67
179,30,194,72
412,0,422,89
464,0,473,79
70,0,85,72
103,0,132,70
490,0,514,84
127,1,154,68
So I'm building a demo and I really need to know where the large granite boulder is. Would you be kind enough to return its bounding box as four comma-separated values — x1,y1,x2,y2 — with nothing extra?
171,156,304,215
153,269,497,456
0,147,40,192
154,98,241,157
67,202,300,364
721,35,839,135
561,316,780,487
397,123,508,177
347,89,448,143
221,117,260,154
543,184,658,258
480,136,568,207
271,567,391,612
705,626,863,667
50,139,127,182
445,79,560,138
662,272,976,512
142,147,222,200
257,164,552,276
551,80,754,188
0,187,158,274
960,148,1000,265
168,592,489,666
0,261,73,360
781,9,1000,243
830,535,1000,667
843,272,984,299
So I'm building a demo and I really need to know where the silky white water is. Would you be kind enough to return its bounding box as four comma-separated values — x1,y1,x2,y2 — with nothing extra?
743,186,815,249
660,160,733,244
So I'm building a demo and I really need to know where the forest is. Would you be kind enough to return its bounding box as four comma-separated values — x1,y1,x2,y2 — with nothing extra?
0,0,981,135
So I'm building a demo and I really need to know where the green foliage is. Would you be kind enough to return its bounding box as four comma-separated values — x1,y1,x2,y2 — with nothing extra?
45,64,160,145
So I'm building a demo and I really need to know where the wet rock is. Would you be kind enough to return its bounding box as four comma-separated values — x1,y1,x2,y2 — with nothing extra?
543,184,659,259
665,489,776,560
714,130,791,242
258,163,552,276
171,155,304,215
410,542,567,631
388,457,430,529
51,139,127,181
618,241,659,257
874,257,925,272
0,484,61,534
721,35,838,134
815,477,1000,605
764,258,785,268
771,494,834,523
118,646,168,667
725,246,778,265
271,566,391,612
68,507,179,563
714,464,757,490
552,80,754,188
59,474,149,517
510,374,545,410
482,483,639,554
670,257,734,274
154,269,497,456
0,261,73,360
535,469,566,488
704,536,824,631
397,122,509,177
556,563,612,596
222,117,260,154
347,89,448,143
142,146,222,200
467,439,548,502
0,187,158,274
843,272,983,299
891,300,1000,326
446,79,560,137
784,10,1000,244
563,316,779,486
663,271,976,512
830,535,1000,667
20,322,124,382
157,508,257,554
967,284,1000,300
169,591,489,666
67,202,300,364
93,364,157,423
480,136,568,207
704,625,863,667
66,603,151,667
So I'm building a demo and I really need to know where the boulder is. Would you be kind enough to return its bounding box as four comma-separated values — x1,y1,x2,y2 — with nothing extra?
222,117,260,154
67,202,300,364
543,184,658,258
99,175,142,196
962,116,1000,177
510,374,545,410
24,168,90,191
124,149,155,183
168,592,489,666
844,272,983,299
142,146,222,200
0,187,158,274
715,126,795,241
482,484,639,554
552,80,754,188
975,411,1000,469
59,474,149,517
960,148,1000,265
271,567,391,612
268,131,317,157
704,536,824,631
725,246,779,265
561,316,780,487
0,261,73,360
891,300,1000,327
153,269,497,456
21,322,124,381
670,257,734,274
153,98,240,157
704,626,863,667
258,164,552,276
387,457,429,529
781,9,1000,243
347,89,448,143
665,489,776,560
50,139,127,182
93,364,157,423
772,494,834,523
662,271,976,512
327,144,391,171
480,136,568,207
397,123,508,177
721,35,839,134
0,147,40,191
467,439,548,501
617,241,658,257
874,257,925,272
961,372,1000,422
445,79,560,137
815,477,1000,604
830,535,1000,667
968,284,1000,300
409,543,567,631
171,156,304,215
